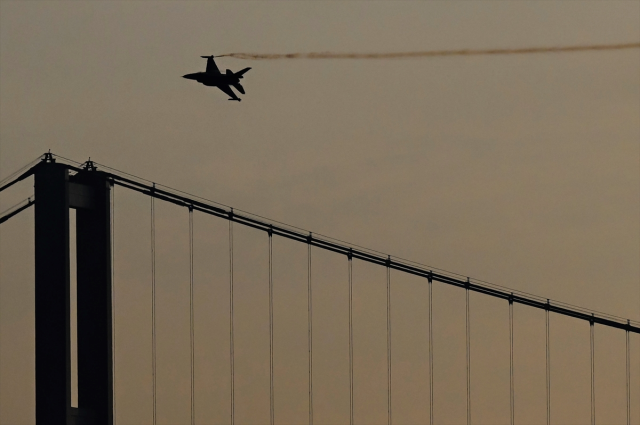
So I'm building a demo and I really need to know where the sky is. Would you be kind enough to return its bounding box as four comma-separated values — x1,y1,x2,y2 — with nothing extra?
1,1,639,424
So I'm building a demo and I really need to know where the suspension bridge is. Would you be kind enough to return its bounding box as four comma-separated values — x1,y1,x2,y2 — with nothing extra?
0,153,638,425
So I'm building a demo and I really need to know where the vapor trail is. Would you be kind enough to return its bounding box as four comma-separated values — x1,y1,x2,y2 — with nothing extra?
219,42,640,60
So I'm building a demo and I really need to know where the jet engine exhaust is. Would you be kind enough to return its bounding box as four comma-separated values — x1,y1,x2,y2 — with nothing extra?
218,42,640,60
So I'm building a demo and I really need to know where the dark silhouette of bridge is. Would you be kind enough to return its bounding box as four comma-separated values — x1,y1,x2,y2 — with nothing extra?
0,153,638,425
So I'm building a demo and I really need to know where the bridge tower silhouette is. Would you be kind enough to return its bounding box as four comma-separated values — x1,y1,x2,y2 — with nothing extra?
33,154,113,424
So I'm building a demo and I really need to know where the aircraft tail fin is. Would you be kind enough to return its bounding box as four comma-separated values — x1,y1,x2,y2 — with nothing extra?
231,82,245,95
202,56,220,74
235,67,251,79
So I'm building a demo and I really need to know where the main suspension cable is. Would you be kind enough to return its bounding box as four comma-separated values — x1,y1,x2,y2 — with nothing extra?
229,217,235,425
348,251,354,425
0,196,35,225
307,235,314,425
546,301,551,425
57,155,640,333
428,274,433,425
151,191,157,425
386,258,392,425
590,318,595,425
466,280,471,425
97,159,639,333
0,155,40,187
268,230,274,425
509,295,514,425
189,208,195,425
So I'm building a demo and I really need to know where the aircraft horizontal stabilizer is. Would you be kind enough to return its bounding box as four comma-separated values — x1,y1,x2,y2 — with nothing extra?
235,67,251,78
232,82,245,94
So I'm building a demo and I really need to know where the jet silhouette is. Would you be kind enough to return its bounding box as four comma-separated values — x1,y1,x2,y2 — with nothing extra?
183,56,251,101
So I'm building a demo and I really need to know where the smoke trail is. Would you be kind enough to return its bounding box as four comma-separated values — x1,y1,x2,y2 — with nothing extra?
219,42,640,60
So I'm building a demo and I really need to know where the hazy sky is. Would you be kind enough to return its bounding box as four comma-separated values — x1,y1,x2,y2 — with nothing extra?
1,2,639,424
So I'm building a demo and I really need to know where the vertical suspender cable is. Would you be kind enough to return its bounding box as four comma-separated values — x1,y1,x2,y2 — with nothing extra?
348,252,354,425
229,215,234,425
546,301,550,425
151,191,157,425
466,279,471,425
428,273,433,425
189,208,195,425
307,234,313,425
626,321,630,425
386,258,392,425
590,318,595,425
111,183,117,424
268,229,274,425
509,295,514,425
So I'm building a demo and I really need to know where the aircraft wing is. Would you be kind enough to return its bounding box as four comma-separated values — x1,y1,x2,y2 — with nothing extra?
205,56,220,74
216,84,240,101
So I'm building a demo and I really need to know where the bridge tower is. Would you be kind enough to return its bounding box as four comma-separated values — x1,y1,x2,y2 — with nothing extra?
34,155,113,425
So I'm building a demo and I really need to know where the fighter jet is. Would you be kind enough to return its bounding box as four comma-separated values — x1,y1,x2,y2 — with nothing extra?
182,56,251,101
